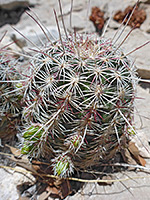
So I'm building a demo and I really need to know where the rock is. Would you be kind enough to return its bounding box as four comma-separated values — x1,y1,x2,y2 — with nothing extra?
106,26,150,74
140,6,150,33
142,0,150,4
0,0,35,27
134,85,150,138
0,0,30,10
21,184,37,198
62,2,84,16
11,25,59,49
146,28,150,33
0,34,22,52
108,20,120,30
137,68,150,79
0,166,35,200
131,130,150,158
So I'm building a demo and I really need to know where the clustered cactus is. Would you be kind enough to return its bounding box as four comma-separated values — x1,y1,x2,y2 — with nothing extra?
0,11,138,178
0,52,23,140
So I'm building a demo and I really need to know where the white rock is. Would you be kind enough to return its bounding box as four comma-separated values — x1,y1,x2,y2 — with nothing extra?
131,129,150,158
134,85,150,142
0,0,30,10
0,166,35,200
0,34,22,52
11,25,59,49
140,6,150,34
141,0,150,3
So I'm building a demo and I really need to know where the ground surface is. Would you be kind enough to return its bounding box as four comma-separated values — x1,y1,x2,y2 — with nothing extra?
0,0,150,200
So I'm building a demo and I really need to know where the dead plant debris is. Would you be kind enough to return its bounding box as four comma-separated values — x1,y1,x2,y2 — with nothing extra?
0,143,147,199
89,7,105,33
113,5,146,28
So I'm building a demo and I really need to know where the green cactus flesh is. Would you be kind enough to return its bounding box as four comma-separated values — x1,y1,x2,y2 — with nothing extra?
21,125,45,155
53,155,72,177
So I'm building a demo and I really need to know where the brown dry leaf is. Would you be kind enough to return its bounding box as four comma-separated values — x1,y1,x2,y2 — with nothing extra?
31,160,52,174
1,150,37,175
3,147,33,171
32,163,41,172
89,7,105,32
106,145,118,160
128,142,139,158
39,185,61,199
124,148,137,165
137,155,146,167
31,160,55,185
52,178,71,199
5,144,22,157
53,178,63,187
18,197,30,200
60,179,71,199
46,185,59,194
7,155,41,177
128,142,146,166
31,161,70,199
38,190,52,200
32,160,49,166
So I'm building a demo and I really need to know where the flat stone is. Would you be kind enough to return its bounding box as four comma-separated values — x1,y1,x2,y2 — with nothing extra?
131,129,150,158
68,168,150,200
140,6,150,33
0,0,30,10
10,25,59,50
0,167,35,200
141,0,150,3
0,34,22,52
134,85,150,136
105,26,150,78
137,68,150,79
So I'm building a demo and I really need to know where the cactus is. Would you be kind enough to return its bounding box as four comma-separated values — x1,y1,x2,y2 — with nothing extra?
18,32,137,177
0,51,24,140
0,3,140,178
